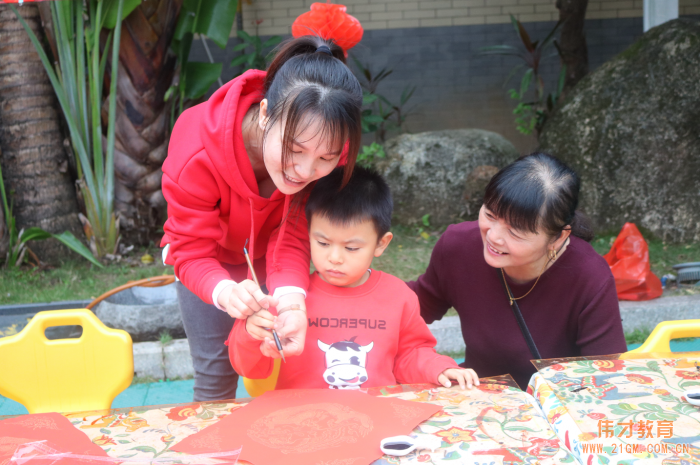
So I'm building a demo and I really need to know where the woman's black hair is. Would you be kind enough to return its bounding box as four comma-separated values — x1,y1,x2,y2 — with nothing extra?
262,35,363,190
482,152,594,242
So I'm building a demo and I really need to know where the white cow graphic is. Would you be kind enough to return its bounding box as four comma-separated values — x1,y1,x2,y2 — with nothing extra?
317,336,374,389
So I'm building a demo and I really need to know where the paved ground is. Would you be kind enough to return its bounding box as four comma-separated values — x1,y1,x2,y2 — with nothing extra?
0,378,250,416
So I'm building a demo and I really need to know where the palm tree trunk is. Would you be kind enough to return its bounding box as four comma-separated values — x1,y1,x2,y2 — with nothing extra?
0,147,7,260
556,0,589,98
108,0,181,246
0,4,82,263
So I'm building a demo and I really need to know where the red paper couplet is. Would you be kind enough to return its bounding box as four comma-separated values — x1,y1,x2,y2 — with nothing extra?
0,412,112,465
172,389,442,465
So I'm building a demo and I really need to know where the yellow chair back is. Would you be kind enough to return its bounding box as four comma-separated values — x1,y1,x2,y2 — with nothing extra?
0,309,133,413
242,358,281,397
623,319,700,356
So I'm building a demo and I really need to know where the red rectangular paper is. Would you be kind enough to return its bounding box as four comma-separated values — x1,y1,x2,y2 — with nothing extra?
172,389,442,465
0,413,112,465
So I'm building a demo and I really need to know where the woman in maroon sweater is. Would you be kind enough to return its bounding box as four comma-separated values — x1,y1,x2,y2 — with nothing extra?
408,153,627,389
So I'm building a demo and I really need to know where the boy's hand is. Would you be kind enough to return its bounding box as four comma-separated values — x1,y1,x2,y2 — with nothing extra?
245,309,277,341
260,309,307,358
438,368,480,390
218,280,279,319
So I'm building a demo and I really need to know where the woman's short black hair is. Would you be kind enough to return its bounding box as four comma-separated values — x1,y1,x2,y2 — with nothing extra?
305,166,393,239
483,152,594,242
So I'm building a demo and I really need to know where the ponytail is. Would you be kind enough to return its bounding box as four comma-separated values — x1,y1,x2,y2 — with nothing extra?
570,211,594,242
265,36,346,93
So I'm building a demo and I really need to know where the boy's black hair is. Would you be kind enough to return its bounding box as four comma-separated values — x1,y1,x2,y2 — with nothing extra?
306,166,392,239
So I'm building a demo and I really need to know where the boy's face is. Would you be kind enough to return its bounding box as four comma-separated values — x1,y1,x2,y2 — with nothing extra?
309,214,392,287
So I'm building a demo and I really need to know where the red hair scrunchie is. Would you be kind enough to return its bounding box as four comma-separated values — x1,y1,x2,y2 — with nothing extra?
291,3,364,56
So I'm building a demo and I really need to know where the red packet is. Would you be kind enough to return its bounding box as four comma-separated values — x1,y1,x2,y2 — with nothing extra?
0,413,112,465
172,389,442,465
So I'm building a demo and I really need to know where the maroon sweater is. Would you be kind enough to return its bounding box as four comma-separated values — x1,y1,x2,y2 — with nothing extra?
407,221,627,389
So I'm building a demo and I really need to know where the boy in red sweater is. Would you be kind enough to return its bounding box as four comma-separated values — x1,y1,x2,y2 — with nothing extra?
228,167,480,390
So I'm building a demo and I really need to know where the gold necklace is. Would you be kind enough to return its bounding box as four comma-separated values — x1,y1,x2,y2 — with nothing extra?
501,237,570,305
501,256,550,306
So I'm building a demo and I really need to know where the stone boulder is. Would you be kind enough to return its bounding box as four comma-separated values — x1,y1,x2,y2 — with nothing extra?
95,283,184,342
377,129,518,226
539,19,700,243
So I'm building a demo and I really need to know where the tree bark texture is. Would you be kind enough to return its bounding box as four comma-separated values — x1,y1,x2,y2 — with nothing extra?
0,4,82,263
107,0,181,246
0,146,7,259
556,0,589,97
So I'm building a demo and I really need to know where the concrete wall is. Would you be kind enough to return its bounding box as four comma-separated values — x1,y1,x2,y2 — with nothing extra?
190,1,700,153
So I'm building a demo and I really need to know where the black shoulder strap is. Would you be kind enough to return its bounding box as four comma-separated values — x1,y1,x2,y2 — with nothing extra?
498,268,542,360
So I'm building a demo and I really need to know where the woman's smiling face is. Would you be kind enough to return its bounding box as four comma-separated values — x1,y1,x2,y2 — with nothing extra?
260,103,343,196
478,205,551,270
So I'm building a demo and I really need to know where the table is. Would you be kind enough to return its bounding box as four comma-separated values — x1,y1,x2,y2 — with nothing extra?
527,352,700,465
3,376,577,465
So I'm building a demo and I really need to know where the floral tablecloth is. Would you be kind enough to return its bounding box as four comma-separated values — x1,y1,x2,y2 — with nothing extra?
527,353,700,465
3,376,577,465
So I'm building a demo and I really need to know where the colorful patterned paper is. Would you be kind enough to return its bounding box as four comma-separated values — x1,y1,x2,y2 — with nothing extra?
529,354,700,464
1,379,576,465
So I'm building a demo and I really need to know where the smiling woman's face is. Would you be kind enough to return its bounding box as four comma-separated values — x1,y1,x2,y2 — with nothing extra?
478,205,551,270
262,113,343,196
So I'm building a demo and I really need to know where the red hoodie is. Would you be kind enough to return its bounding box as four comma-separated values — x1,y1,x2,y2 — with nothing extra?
161,70,310,304
229,270,458,389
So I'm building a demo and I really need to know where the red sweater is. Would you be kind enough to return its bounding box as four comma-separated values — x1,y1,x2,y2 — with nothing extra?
161,70,310,303
407,221,627,389
229,270,458,389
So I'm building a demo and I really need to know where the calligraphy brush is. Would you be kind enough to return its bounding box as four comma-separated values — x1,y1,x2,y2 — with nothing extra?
243,239,286,363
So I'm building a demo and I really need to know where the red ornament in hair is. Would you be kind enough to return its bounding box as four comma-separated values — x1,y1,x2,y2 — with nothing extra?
291,2,364,56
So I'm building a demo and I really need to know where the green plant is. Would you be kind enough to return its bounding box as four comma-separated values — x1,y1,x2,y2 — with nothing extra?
352,59,416,142
0,163,101,268
231,27,282,75
625,328,652,345
356,143,386,168
12,0,141,259
415,214,432,240
167,0,239,126
481,15,563,136
159,330,173,345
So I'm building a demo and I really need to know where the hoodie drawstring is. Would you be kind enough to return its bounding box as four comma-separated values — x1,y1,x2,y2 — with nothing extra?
248,199,255,282
272,195,292,273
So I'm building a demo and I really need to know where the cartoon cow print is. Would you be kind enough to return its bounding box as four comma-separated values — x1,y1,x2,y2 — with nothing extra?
317,336,374,389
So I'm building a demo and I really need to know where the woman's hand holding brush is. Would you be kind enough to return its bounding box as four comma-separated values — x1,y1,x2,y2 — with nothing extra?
245,308,307,359
217,280,278,319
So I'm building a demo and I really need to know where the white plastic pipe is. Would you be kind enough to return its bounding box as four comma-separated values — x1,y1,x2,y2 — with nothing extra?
644,0,679,32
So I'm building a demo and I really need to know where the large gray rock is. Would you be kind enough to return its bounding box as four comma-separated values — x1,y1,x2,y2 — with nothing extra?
95,283,184,342
377,129,519,226
539,19,700,243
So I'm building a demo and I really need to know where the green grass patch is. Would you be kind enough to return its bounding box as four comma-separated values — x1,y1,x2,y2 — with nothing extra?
371,224,440,282
2,225,699,307
624,328,652,345
0,248,171,306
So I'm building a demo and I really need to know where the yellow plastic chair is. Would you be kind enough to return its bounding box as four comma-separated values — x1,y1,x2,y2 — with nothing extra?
0,309,133,413
242,358,281,397
623,319,700,357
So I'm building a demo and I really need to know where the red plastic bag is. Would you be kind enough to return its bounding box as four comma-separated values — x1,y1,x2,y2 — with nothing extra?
603,223,662,301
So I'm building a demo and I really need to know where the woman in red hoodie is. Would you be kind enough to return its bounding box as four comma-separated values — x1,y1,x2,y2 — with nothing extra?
161,36,362,401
